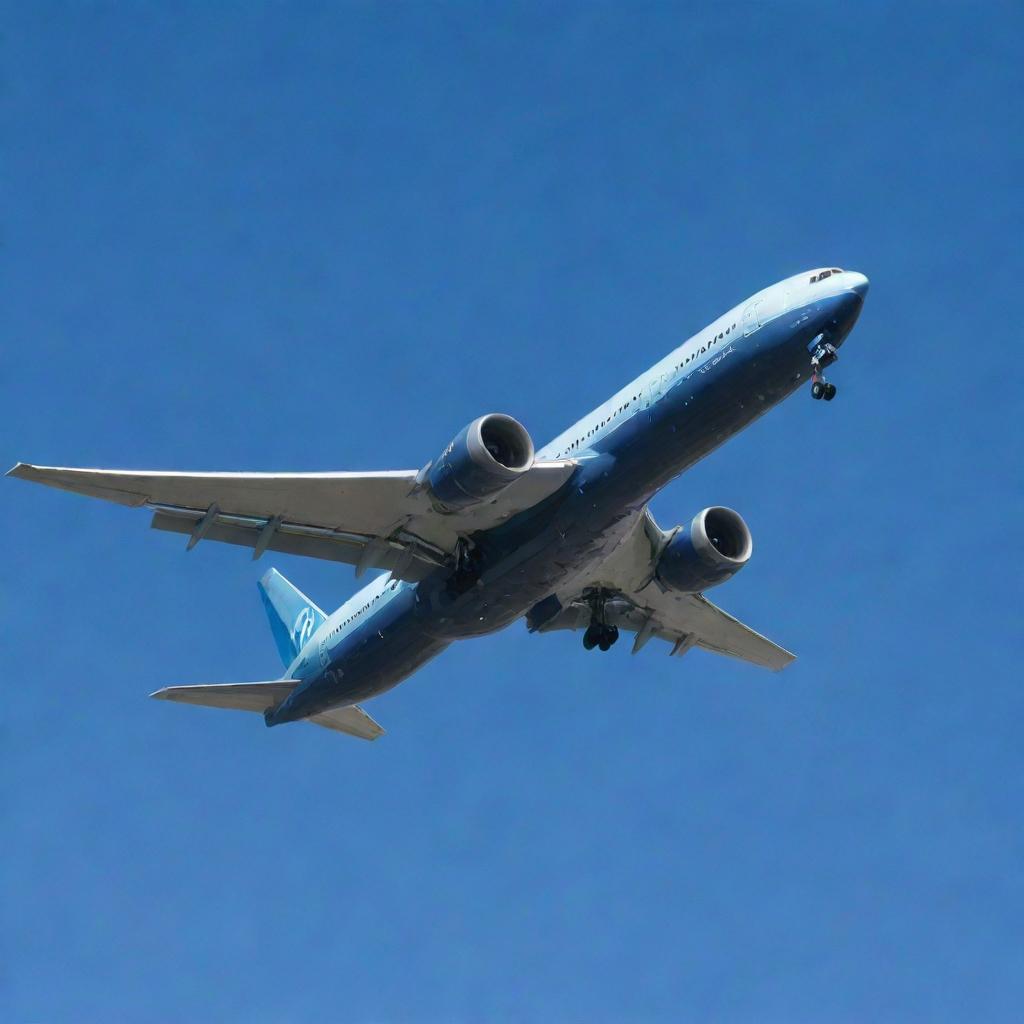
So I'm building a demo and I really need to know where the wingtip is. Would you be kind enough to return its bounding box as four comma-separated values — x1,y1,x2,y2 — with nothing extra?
150,688,171,700
7,461,33,479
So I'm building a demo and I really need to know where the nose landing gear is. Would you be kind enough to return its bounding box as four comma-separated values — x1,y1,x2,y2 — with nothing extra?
809,337,839,402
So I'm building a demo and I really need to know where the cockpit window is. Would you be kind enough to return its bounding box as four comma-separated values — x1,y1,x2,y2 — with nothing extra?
810,267,843,283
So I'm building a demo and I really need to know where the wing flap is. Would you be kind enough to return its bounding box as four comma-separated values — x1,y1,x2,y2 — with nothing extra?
149,509,440,581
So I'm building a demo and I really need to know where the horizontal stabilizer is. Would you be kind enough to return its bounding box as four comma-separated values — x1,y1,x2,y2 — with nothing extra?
309,705,386,741
151,681,385,740
152,681,300,712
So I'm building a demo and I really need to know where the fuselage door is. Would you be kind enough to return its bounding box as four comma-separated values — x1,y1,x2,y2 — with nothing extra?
644,371,669,409
742,300,762,337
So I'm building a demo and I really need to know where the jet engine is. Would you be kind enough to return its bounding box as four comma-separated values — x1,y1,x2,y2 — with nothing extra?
655,506,753,593
427,414,535,511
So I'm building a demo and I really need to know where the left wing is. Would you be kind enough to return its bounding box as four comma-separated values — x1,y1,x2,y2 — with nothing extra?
528,587,794,670
8,461,574,581
526,508,795,671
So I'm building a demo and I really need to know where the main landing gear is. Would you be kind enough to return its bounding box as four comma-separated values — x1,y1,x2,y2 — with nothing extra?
446,538,482,596
810,337,839,402
583,622,619,652
582,589,619,652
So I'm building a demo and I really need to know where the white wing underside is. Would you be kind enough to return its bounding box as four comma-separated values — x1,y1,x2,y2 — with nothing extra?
530,510,795,671
8,461,575,581
533,589,795,670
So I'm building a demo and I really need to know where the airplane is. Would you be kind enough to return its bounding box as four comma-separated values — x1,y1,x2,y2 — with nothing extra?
9,266,868,741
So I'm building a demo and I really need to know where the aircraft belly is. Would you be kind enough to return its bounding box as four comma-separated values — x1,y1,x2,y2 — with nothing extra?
417,327,810,640
275,306,830,722
278,624,450,720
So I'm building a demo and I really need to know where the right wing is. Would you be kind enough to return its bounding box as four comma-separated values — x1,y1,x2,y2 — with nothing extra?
8,461,574,581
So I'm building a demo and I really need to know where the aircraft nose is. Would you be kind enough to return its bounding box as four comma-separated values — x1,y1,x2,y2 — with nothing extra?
846,271,869,299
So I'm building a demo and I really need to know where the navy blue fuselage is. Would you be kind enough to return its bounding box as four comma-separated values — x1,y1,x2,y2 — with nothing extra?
267,272,866,726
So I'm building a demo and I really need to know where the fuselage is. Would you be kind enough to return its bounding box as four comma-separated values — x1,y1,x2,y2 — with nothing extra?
267,268,868,725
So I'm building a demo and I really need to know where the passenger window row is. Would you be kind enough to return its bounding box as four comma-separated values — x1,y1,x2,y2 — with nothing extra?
329,581,400,635
557,396,639,457
554,319,739,458
673,321,737,373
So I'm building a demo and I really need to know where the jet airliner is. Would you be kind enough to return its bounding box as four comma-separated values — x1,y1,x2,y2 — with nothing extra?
10,267,868,739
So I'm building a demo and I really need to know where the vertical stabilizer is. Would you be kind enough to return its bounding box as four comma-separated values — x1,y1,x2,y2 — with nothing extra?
258,568,326,667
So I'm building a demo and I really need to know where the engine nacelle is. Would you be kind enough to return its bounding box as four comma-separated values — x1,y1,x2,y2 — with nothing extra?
427,414,535,511
655,506,753,593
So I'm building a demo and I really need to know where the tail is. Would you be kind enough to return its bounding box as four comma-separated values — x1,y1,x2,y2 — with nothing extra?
258,567,326,667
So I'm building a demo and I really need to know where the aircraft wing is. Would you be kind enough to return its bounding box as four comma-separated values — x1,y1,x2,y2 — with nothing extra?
8,461,574,581
525,508,794,671
528,587,794,670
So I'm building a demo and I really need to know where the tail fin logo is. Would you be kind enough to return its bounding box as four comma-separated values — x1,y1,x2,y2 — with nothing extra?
292,607,317,650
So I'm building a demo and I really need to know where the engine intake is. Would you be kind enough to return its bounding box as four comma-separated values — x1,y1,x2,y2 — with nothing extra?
656,506,753,593
427,414,535,511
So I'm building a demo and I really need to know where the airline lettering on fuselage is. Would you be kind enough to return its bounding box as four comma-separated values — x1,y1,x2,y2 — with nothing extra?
697,344,736,375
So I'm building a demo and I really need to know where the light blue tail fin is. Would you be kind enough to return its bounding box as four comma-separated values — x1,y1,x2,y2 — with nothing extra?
258,568,326,667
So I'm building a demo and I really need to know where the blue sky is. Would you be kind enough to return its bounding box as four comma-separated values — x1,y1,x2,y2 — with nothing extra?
3,3,1023,1021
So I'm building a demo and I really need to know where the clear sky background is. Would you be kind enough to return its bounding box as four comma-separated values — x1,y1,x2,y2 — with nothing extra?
3,3,1023,1021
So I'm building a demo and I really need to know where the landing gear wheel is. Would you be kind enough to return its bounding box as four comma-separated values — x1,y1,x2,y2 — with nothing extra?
810,338,839,402
582,589,620,652
583,622,619,651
